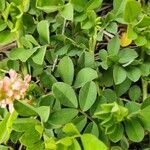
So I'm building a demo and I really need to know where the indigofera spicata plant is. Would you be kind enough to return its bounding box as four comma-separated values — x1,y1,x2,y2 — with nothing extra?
0,0,150,149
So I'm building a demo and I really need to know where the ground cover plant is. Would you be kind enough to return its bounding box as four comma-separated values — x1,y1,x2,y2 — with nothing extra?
0,0,150,149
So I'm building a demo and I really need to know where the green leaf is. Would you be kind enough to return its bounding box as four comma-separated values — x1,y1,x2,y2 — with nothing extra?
8,48,37,62
60,3,73,21
36,0,63,13
57,56,74,85
136,15,150,28
112,0,127,16
139,105,150,131
125,118,144,142
81,134,108,150
37,20,50,44
107,36,120,56
134,35,147,46
84,122,99,137
0,31,15,46
127,67,141,82
103,89,118,103
63,123,80,136
36,106,50,122
71,0,87,12
118,48,138,64
109,124,124,142
129,85,141,101
0,111,18,143
32,46,47,65
79,81,97,111
72,116,87,132
0,145,8,150
0,19,7,32
14,100,37,117
124,0,141,23
127,24,138,40
113,65,126,85
115,79,131,96
48,108,78,125
0,0,5,11
40,71,57,89
86,0,102,10
52,82,78,108
74,68,98,88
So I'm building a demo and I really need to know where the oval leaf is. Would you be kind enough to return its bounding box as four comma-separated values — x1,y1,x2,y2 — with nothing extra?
52,82,78,108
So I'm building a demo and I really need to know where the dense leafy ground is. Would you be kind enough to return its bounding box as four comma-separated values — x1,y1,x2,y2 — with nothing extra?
0,0,150,149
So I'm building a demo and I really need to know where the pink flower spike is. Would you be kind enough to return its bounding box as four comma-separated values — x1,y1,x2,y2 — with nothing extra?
24,75,31,83
9,69,17,79
12,80,21,90
3,77,10,91
6,90,13,97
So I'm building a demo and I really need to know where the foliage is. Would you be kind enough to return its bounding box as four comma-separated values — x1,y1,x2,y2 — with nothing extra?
0,0,150,149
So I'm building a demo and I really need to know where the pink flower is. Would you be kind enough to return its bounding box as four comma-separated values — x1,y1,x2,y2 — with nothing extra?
0,69,31,113
9,69,17,80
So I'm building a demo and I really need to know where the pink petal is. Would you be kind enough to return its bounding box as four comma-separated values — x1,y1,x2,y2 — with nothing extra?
24,75,31,83
8,103,14,113
9,69,17,79
12,81,21,90
3,77,10,91
6,90,13,97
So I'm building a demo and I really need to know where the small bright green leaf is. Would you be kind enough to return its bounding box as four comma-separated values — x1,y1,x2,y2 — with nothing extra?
63,123,80,136
52,82,78,108
86,0,102,10
0,0,5,11
134,35,147,46
36,0,63,13
113,65,126,85
37,20,50,44
81,134,108,150
125,118,144,142
60,3,73,21
71,0,87,12
127,24,137,40
36,106,50,122
136,15,150,28
0,31,15,46
74,68,98,88
124,0,141,23
79,81,97,111
57,56,74,85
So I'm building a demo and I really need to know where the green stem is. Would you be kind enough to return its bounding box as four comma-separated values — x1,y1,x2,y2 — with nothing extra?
89,28,97,53
142,78,148,101
78,109,93,122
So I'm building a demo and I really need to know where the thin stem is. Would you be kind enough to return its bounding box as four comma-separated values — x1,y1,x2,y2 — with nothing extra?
142,78,148,101
78,109,93,122
18,144,23,150
52,19,66,72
